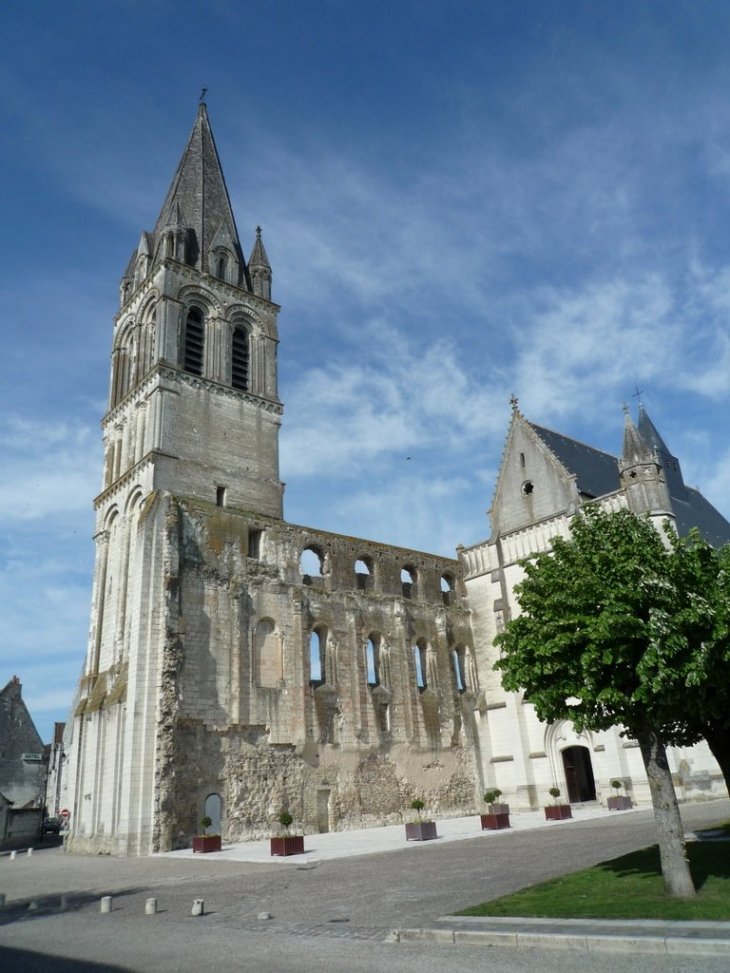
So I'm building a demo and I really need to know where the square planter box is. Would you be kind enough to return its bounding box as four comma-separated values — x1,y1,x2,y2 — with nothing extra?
544,805,572,821
192,835,222,853
405,821,438,841
480,811,511,831
607,795,633,811
270,835,305,857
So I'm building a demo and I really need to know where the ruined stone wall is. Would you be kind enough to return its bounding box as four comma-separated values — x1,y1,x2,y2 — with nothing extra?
162,497,482,846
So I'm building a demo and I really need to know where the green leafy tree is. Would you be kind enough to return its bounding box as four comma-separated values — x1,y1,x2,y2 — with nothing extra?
495,506,697,898
663,533,730,791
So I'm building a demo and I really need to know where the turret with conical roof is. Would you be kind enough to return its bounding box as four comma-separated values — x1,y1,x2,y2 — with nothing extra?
636,403,687,504
618,405,673,523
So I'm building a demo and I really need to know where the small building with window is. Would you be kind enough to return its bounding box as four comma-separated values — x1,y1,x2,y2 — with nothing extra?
0,677,47,850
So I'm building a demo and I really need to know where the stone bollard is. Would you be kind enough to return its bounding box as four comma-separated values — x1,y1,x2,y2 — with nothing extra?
100,896,113,914
0,893,6,908
145,897,157,915
191,898,204,916
28,900,40,911
27,848,34,857
60,895,71,911
9,851,16,860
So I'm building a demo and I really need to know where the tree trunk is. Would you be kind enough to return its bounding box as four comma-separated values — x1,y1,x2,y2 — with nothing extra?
636,725,696,898
701,721,730,797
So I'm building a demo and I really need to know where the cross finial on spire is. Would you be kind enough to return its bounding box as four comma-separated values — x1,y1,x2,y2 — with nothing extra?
623,401,629,415
510,393,519,413
632,384,644,405
200,86,207,104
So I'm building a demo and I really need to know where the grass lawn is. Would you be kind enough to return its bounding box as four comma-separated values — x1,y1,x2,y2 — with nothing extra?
455,822,730,921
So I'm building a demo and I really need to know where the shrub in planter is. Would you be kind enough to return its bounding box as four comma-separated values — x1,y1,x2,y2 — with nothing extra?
480,789,510,830
405,799,437,841
270,810,305,857
192,815,222,853
607,779,632,811
544,786,572,821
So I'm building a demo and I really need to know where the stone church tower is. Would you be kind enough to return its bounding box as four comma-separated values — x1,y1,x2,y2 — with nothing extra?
66,106,477,854
109,102,283,518
66,106,286,853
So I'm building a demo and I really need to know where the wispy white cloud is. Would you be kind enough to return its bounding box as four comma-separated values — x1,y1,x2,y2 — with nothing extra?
0,417,100,523
281,318,506,479
512,275,680,420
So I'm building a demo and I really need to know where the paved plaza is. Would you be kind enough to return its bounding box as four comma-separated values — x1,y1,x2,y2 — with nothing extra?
1,799,730,971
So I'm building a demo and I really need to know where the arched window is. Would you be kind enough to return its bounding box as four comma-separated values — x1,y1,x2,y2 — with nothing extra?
310,627,327,684
366,635,380,686
414,640,427,690
231,325,249,391
301,546,324,583
441,573,455,606
216,253,229,281
183,307,204,376
355,557,373,591
111,346,130,408
453,646,466,692
401,566,417,599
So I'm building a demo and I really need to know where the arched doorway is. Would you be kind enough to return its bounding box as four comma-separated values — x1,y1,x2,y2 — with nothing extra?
204,793,222,834
561,746,596,803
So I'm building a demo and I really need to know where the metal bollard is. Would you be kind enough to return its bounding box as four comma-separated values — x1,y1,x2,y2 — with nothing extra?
191,898,204,916
100,895,113,914
145,897,157,915
60,895,70,911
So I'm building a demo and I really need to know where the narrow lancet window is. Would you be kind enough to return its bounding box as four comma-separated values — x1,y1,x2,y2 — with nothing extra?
231,326,249,390
184,308,204,376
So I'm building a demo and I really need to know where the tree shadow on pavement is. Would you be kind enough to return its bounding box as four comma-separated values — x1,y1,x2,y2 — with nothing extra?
0,945,135,973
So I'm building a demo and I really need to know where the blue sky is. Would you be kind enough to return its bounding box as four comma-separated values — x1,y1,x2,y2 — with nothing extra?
3,1,730,741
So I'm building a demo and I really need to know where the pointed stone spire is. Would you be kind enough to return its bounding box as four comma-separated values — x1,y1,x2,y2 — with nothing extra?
249,226,272,301
621,404,652,466
152,103,245,280
636,402,687,502
636,403,671,456
619,406,672,522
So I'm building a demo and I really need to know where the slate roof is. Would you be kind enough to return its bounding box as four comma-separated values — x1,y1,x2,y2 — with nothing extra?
528,419,730,547
152,103,244,277
530,424,620,499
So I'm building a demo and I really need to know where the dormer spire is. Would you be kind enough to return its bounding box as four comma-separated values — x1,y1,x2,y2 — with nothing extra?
249,226,272,301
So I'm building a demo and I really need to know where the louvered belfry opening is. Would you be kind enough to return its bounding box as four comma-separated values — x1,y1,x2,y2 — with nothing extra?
184,308,204,375
231,326,249,390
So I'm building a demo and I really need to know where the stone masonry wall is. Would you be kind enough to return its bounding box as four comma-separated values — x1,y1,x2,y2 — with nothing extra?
161,497,482,847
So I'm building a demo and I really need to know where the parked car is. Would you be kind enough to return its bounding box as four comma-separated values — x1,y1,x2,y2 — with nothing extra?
43,817,61,834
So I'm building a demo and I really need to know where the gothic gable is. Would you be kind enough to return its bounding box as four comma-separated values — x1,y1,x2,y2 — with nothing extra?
489,409,582,537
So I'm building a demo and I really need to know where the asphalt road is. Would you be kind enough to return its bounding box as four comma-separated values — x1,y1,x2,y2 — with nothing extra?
2,799,729,973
